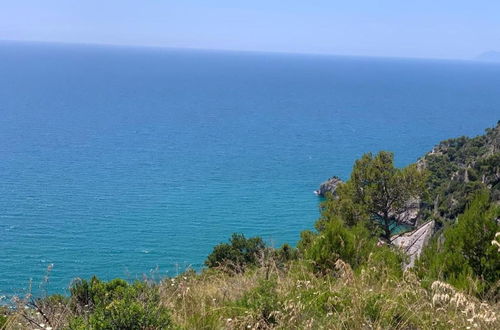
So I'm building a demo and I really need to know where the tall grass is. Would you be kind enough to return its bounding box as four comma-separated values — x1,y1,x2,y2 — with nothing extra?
3,254,498,329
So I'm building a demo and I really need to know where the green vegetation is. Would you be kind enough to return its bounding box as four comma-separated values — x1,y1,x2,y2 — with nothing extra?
317,151,426,240
204,233,298,274
67,277,172,329
417,190,500,297
306,217,388,273
2,123,499,329
5,277,172,329
205,233,267,271
0,308,7,329
420,121,500,223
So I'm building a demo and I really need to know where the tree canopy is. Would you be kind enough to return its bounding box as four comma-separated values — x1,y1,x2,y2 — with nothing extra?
319,151,427,241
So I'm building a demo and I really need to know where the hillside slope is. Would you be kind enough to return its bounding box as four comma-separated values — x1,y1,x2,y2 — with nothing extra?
419,121,500,222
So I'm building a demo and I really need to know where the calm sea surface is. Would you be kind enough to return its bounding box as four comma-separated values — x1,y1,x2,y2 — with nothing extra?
1,41,499,297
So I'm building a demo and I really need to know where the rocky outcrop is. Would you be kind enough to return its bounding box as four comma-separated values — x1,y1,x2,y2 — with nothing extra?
393,198,421,226
314,176,344,197
391,220,435,269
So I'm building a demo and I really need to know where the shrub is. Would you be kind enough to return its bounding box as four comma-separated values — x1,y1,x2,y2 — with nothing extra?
305,217,377,273
205,233,267,271
68,277,173,329
297,230,316,253
275,243,298,264
85,299,171,330
416,190,500,296
69,277,131,313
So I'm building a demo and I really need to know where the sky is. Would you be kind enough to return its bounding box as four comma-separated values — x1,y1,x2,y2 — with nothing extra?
1,0,499,59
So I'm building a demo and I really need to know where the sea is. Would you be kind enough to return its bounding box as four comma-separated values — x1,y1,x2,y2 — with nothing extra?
0,41,499,298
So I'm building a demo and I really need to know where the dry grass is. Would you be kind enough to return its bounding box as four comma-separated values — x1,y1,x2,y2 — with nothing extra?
153,257,499,329
2,257,499,329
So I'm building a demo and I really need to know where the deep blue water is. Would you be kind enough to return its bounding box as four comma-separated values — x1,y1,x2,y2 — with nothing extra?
1,41,499,298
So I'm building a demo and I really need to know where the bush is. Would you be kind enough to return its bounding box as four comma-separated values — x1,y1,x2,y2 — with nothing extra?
68,277,173,329
275,243,298,265
85,299,171,330
297,230,316,253
305,217,378,273
69,277,130,313
205,233,267,271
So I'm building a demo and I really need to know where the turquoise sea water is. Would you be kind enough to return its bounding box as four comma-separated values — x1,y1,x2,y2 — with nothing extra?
1,41,499,297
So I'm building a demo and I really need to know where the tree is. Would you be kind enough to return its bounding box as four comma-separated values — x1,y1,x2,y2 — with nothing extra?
328,151,426,241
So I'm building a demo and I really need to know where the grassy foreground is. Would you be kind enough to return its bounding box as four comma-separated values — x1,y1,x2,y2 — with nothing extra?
1,257,499,329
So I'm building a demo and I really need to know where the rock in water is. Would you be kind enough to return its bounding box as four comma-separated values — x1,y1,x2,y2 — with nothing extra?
315,176,344,197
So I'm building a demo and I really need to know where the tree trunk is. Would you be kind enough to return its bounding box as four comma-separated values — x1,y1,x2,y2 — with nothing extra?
383,211,392,242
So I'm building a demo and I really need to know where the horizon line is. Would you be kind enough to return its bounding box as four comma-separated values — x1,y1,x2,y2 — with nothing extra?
0,38,488,63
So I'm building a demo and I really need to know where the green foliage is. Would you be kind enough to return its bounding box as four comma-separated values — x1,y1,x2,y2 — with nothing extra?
205,233,267,271
232,279,279,326
349,151,426,240
297,229,316,253
275,243,298,264
68,277,173,329
318,151,426,241
42,293,69,306
363,244,405,281
0,307,7,329
305,216,388,273
364,293,385,322
416,190,500,296
316,181,371,231
69,277,131,313
85,299,171,330
422,122,500,222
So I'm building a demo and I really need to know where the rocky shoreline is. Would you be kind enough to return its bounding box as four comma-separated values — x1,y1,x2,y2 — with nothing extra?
314,176,344,197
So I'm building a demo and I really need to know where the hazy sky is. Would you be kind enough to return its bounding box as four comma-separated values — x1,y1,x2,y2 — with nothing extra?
1,1,499,59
